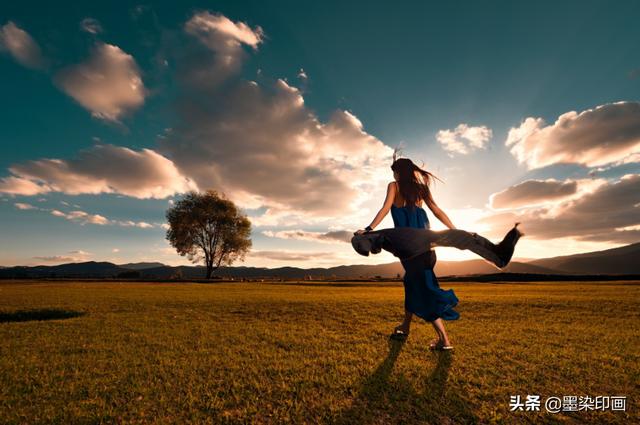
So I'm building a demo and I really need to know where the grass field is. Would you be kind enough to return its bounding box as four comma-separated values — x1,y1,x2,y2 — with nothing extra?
0,280,638,424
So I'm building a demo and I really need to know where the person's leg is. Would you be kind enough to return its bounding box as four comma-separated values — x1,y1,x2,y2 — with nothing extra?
429,321,442,346
360,225,522,268
431,229,505,267
380,227,505,267
430,320,441,338
430,224,523,268
395,308,413,334
431,318,452,346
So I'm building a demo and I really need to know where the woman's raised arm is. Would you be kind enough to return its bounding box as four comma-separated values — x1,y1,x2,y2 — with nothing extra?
365,181,396,230
425,196,456,230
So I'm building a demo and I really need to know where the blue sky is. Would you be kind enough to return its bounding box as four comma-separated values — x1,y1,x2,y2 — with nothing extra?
1,0,639,267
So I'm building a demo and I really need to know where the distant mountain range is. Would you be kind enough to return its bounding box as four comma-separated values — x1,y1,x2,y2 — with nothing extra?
1,242,639,279
527,242,640,274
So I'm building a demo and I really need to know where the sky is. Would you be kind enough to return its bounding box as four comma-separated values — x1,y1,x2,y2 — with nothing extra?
1,0,639,268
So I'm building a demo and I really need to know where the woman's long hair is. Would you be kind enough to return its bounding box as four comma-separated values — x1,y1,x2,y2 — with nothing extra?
391,148,442,209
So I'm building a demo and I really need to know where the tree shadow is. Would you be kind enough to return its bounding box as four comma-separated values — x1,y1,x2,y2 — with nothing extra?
0,308,85,323
333,337,479,424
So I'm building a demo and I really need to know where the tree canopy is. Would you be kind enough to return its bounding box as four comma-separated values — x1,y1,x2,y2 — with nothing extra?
166,190,252,279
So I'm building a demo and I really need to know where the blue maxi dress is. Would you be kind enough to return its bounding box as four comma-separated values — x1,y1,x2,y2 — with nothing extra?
390,204,460,321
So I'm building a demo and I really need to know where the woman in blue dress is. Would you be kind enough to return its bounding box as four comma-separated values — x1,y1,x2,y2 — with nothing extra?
355,155,466,351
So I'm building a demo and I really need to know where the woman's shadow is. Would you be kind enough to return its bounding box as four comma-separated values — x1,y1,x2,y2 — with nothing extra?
334,338,479,424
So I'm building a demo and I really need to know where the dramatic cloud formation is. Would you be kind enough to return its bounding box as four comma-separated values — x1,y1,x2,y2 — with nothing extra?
161,77,393,220
262,229,352,243
0,144,196,198
0,11,392,231
480,174,640,243
54,43,147,121
80,18,103,34
506,101,640,169
0,21,45,69
436,123,492,155
489,179,578,209
181,11,263,87
169,12,394,224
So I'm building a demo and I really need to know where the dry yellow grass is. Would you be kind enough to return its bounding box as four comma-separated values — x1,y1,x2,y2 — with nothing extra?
0,280,638,424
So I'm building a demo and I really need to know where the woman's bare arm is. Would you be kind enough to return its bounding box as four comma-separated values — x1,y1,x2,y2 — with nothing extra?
365,182,396,230
426,197,456,229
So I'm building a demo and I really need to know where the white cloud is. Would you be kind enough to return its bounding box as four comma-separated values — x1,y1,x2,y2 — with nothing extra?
14,202,36,210
0,144,196,198
437,123,492,155
181,11,263,88
68,250,91,256
80,18,103,34
114,220,154,228
32,255,76,263
1,11,393,234
185,11,262,48
48,207,162,229
247,250,340,262
160,77,393,223
10,201,166,229
262,229,351,243
0,21,45,69
50,209,109,225
0,176,48,196
15,199,161,229
54,43,146,121
480,174,640,243
33,249,91,264
489,178,579,209
506,101,640,169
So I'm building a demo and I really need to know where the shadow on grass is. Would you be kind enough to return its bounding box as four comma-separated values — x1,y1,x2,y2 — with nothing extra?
0,309,86,323
334,338,479,424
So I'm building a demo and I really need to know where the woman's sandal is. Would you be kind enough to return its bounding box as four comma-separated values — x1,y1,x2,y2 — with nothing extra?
429,338,454,351
390,326,409,340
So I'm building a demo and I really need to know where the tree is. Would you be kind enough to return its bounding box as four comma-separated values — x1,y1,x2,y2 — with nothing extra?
166,190,252,279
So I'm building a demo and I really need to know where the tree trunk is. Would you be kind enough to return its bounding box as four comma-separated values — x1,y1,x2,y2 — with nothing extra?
206,264,213,279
